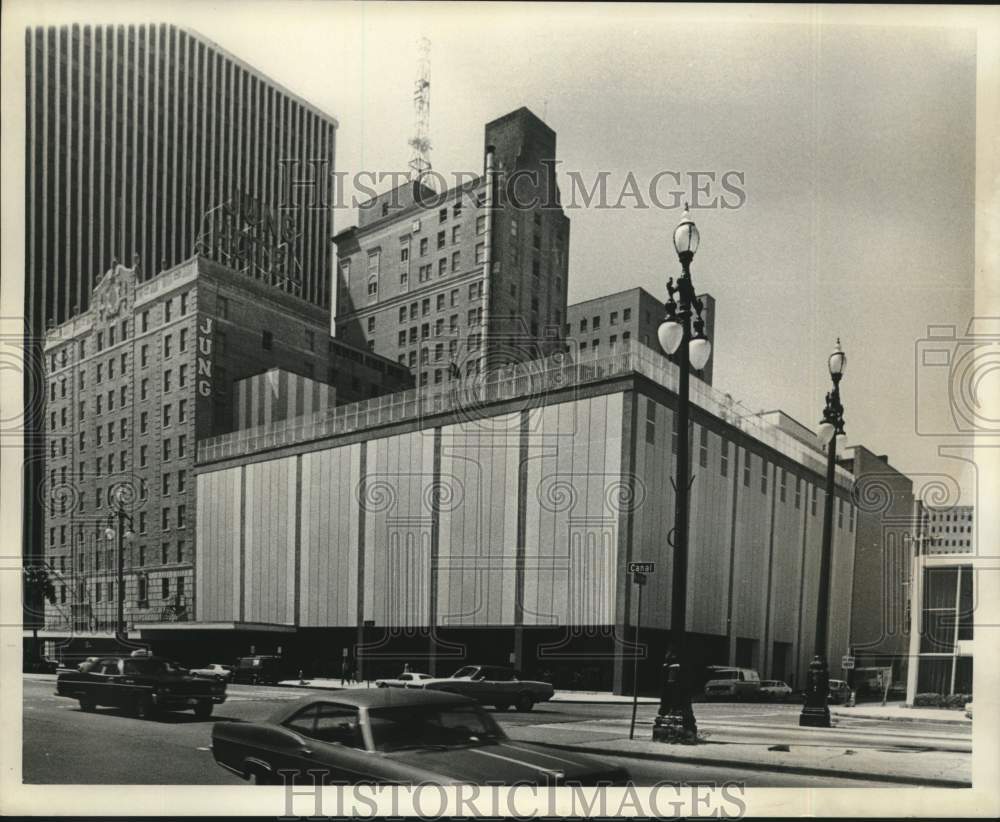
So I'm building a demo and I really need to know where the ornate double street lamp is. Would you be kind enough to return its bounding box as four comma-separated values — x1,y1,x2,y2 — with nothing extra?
104,486,136,640
799,340,847,728
652,206,711,744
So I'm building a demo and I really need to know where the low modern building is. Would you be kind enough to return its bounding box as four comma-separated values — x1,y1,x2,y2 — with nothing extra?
169,340,858,694
921,504,975,554
37,256,409,645
565,287,716,385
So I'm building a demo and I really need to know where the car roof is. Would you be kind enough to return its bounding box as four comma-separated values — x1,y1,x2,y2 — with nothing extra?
268,687,476,723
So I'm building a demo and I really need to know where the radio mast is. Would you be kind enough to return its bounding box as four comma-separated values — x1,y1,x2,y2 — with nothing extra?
408,36,432,183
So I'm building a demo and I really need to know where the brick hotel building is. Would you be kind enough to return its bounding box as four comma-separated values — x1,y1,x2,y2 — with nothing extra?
39,256,408,638
333,108,570,383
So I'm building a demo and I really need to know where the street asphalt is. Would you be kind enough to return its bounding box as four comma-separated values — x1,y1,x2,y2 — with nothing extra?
21,677,969,787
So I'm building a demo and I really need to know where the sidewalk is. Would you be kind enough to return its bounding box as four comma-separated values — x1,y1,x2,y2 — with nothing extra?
830,702,971,725
505,725,971,788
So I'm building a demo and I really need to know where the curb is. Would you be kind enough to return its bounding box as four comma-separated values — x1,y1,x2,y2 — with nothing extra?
830,710,970,727
528,740,972,789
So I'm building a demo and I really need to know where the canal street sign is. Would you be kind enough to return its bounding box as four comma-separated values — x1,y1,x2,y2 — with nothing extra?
842,655,855,670
628,562,655,574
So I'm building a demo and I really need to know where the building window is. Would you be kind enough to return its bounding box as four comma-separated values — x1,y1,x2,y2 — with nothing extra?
579,318,587,333
720,439,729,477
140,345,148,367
419,237,428,256
163,404,171,427
367,316,376,333
743,453,751,487
162,474,171,496
178,435,187,458
437,230,446,250
164,300,172,323
177,470,186,492
217,296,229,319
476,215,486,235
178,399,187,423
162,507,171,530
475,243,485,264
698,426,708,468
164,370,172,391
623,308,632,322
451,251,461,272
305,329,315,352
262,331,273,350
178,364,187,387
139,512,147,534
164,334,172,358
162,578,170,599
140,445,147,467
780,469,787,502
452,225,461,244
177,505,186,528
141,311,149,332
140,378,148,400
810,485,817,516
180,293,188,316
610,311,618,326
760,460,768,494
163,439,171,461
645,399,656,445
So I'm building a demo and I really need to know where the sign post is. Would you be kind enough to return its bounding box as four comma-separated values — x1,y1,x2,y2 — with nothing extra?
628,562,654,740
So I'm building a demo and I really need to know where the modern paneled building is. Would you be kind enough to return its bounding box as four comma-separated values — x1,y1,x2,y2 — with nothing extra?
38,256,408,641
179,340,858,694
333,108,570,384
566,287,716,386
24,23,340,629
921,504,975,554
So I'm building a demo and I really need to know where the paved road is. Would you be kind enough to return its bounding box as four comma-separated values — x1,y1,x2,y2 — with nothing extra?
21,678,966,787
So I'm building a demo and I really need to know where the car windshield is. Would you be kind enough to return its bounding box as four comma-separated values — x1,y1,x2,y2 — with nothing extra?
451,666,478,678
710,670,738,680
367,704,504,752
123,658,187,676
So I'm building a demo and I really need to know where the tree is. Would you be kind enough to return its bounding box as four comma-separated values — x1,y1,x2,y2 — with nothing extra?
23,561,57,667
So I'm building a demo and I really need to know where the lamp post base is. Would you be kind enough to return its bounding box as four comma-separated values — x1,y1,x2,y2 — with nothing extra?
798,654,832,728
652,662,699,744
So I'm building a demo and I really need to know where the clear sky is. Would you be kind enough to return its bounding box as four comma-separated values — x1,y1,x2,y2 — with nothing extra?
13,2,984,505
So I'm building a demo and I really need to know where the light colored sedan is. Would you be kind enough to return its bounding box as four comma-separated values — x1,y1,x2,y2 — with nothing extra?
375,672,434,688
190,663,234,682
758,680,792,701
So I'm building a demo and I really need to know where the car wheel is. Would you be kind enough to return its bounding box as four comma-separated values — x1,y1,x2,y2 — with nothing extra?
516,694,535,712
493,703,510,712
133,695,157,719
194,700,213,719
78,697,95,712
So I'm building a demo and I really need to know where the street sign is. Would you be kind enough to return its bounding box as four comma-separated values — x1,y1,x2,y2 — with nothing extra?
628,561,655,574
842,655,855,670
633,571,647,586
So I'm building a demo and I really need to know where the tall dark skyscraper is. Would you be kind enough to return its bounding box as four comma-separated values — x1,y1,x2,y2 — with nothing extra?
23,23,339,615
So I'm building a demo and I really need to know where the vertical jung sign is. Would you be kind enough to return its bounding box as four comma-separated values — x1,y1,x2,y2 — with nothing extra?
197,316,214,397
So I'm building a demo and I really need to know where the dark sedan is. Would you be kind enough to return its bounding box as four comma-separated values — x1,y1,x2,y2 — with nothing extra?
211,689,629,786
56,655,227,719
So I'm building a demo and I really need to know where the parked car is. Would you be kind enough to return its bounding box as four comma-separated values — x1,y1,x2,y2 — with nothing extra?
417,665,554,712
211,689,629,786
758,680,792,702
828,679,852,705
56,655,227,719
190,663,234,682
375,672,434,688
703,667,761,701
231,655,287,685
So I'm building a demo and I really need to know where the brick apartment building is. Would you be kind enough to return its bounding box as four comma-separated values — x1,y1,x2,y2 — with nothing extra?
566,286,716,386
39,256,408,639
333,108,571,383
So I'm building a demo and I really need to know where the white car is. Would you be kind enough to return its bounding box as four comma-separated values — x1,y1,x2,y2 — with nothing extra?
375,672,434,688
758,680,792,701
190,663,234,682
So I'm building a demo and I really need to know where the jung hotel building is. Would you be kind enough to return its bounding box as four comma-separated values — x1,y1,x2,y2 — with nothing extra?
24,22,340,608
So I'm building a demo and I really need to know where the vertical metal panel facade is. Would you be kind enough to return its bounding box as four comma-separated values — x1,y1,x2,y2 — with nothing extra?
243,456,297,625
363,431,435,628
522,394,622,627
194,466,241,622
437,415,521,626
299,445,362,627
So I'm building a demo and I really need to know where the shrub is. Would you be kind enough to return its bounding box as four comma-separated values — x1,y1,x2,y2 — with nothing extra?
944,693,972,710
913,692,942,707
912,692,972,709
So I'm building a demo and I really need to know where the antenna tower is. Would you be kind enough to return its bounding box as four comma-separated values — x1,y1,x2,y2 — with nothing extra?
408,36,432,183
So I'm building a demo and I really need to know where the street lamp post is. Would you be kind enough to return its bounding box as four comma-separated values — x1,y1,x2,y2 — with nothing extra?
652,206,711,744
799,339,847,728
104,489,136,640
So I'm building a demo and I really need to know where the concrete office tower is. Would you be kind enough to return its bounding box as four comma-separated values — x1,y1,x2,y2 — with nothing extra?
334,107,570,386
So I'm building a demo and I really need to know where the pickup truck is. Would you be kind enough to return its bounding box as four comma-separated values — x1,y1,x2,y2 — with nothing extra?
56,655,227,719
417,665,554,712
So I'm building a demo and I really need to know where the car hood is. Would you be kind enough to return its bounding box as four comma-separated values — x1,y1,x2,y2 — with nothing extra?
381,740,626,785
